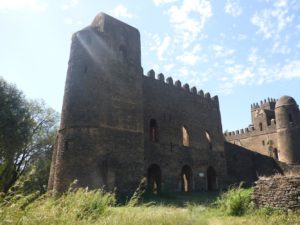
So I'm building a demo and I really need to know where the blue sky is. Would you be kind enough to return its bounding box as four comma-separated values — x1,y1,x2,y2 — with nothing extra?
1,0,300,131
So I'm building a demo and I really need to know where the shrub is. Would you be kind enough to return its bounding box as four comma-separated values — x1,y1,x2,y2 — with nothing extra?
216,184,253,216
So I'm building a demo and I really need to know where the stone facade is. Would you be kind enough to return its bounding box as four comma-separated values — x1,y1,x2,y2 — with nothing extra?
225,96,300,165
252,176,300,211
48,13,227,194
48,12,300,196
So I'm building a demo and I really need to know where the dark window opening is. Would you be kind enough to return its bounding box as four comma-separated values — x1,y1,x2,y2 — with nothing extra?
147,164,161,194
181,165,193,192
262,140,265,146
150,119,158,142
273,148,279,160
207,166,217,191
289,114,293,123
259,123,263,131
182,126,189,147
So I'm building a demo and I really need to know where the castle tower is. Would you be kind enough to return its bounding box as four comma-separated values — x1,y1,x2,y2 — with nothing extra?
48,13,144,193
275,96,300,164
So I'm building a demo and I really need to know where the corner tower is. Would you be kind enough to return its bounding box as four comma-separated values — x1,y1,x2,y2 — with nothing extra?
275,96,300,164
48,13,144,193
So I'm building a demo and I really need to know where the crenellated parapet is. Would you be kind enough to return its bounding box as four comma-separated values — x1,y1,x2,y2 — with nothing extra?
144,69,219,107
224,118,277,140
251,97,277,110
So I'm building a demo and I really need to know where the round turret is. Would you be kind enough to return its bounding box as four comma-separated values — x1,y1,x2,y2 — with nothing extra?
275,95,300,164
275,96,297,108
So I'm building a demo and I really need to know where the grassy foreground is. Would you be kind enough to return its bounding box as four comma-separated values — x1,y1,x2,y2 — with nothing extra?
0,187,300,225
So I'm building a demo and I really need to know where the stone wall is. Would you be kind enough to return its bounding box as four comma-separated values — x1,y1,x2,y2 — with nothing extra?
252,176,300,211
142,71,228,192
224,141,283,186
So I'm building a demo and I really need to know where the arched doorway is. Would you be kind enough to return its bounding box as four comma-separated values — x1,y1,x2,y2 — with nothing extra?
181,165,193,192
147,164,161,194
207,166,217,191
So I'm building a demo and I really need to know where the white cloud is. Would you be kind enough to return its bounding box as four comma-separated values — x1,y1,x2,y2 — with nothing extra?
157,36,171,60
248,48,258,64
153,0,178,6
166,0,212,48
225,0,242,17
111,4,133,19
212,44,235,58
251,0,294,39
279,60,300,79
164,63,175,71
233,69,255,85
151,64,160,71
177,53,200,65
176,44,202,65
61,0,79,10
271,41,291,54
148,34,172,61
179,67,189,76
0,0,48,11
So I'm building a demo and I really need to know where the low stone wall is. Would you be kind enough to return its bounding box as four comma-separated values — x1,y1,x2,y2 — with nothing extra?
252,176,300,211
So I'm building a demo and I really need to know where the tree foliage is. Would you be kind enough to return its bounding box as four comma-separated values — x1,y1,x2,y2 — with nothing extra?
0,78,59,193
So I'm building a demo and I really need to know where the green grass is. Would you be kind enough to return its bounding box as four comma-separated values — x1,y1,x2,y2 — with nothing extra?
0,187,300,225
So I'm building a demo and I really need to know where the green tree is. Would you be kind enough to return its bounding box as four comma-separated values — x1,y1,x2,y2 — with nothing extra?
0,78,59,193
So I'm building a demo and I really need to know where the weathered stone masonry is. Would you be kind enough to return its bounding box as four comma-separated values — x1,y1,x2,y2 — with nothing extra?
252,176,300,211
48,12,300,195
48,12,227,194
225,96,300,165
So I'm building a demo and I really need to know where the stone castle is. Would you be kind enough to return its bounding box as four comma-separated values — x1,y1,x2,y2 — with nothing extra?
225,96,300,165
48,13,300,194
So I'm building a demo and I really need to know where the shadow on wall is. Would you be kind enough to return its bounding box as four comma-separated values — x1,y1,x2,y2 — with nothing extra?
224,141,283,186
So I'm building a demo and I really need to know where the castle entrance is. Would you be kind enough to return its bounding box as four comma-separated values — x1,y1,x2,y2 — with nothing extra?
147,164,161,194
181,165,193,192
207,166,217,191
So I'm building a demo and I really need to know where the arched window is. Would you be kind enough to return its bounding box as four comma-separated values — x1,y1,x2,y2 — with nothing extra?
182,126,189,147
150,119,158,142
147,164,161,194
181,165,193,192
259,123,263,131
205,131,212,150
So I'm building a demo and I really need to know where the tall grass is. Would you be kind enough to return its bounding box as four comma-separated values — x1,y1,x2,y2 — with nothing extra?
1,185,299,225
0,187,116,224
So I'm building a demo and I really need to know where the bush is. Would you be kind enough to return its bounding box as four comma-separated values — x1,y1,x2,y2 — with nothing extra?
216,184,253,216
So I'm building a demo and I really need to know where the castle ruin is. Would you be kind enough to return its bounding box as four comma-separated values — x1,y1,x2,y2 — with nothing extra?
225,96,300,165
48,12,300,195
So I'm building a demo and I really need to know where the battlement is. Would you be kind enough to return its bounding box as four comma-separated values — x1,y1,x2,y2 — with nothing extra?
224,119,277,140
251,97,278,111
144,69,219,107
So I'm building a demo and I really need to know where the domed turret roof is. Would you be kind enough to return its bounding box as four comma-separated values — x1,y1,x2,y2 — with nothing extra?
275,95,297,108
